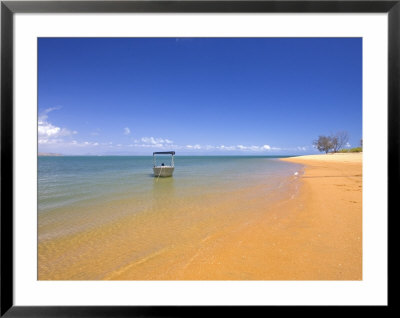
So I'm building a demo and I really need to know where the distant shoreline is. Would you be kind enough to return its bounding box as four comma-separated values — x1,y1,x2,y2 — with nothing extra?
281,152,362,163
38,152,63,157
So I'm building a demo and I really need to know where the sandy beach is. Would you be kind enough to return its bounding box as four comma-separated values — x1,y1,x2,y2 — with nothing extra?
38,153,362,280
278,153,362,279
165,153,362,280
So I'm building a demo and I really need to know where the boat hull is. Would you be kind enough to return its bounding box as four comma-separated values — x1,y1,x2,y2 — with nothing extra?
153,166,174,177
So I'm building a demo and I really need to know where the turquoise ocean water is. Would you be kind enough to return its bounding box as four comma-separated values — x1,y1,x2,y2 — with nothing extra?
38,156,303,213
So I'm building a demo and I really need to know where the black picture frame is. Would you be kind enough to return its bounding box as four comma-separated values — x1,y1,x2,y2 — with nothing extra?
1,0,395,316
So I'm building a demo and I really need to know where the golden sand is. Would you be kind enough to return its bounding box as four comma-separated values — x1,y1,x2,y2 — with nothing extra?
279,153,362,279
38,153,362,280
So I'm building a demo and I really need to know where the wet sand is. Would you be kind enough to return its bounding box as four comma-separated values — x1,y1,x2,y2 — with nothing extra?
38,153,362,280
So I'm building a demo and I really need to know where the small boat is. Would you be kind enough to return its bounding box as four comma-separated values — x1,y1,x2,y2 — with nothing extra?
153,151,175,177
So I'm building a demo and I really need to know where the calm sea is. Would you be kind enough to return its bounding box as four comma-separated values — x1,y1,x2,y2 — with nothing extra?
38,156,303,213
38,155,306,279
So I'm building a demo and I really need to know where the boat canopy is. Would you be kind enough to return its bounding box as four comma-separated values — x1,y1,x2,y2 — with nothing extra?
153,151,175,155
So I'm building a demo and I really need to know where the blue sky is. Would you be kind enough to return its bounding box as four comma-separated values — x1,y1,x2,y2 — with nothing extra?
38,38,362,155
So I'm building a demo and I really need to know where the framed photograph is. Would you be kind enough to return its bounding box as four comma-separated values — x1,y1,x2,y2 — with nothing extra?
1,0,395,315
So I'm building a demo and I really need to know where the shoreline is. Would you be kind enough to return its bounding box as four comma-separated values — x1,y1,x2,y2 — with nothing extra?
279,152,362,279
38,154,362,280
165,153,362,280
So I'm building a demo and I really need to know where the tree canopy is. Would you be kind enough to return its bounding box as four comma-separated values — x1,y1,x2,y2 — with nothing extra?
313,131,349,153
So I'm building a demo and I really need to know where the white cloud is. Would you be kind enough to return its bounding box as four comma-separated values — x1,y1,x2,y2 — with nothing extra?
68,140,100,147
38,122,62,137
129,137,174,149
131,138,274,152
141,137,158,145
185,144,201,150
38,106,62,122
345,142,351,148
40,123,283,154
38,122,75,138
38,107,77,144
221,144,272,152
140,137,174,145
38,138,64,145
216,145,236,151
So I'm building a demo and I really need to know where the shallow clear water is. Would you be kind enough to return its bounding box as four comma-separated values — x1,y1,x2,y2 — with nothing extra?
38,156,306,279
38,156,303,213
